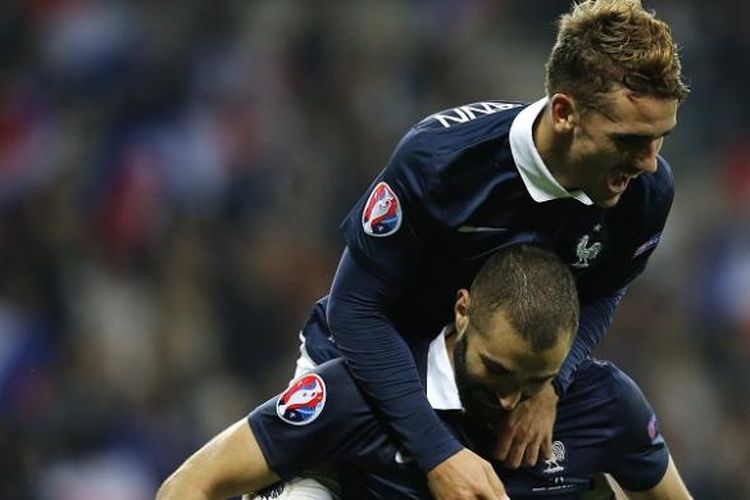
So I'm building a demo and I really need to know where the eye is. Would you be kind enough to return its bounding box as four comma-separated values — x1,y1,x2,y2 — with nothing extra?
614,135,649,149
482,359,511,377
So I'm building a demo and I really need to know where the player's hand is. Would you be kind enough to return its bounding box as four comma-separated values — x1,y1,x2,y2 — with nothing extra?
494,382,558,469
426,447,510,499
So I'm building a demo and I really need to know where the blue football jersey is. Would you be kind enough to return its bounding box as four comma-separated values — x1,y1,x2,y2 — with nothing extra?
318,97,674,470
339,98,672,340
248,355,668,499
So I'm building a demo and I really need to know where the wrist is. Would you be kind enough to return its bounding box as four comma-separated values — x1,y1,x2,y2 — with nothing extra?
426,446,466,475
419,437,465,473
542,381,560,402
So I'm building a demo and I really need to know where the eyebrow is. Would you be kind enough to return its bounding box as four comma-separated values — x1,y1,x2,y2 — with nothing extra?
610,128,674,142
479,353,557,384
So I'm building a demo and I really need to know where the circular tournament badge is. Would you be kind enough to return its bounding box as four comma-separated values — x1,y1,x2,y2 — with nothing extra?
276,373,327,426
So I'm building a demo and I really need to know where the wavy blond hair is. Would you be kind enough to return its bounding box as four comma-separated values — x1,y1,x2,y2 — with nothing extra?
545,0,689,111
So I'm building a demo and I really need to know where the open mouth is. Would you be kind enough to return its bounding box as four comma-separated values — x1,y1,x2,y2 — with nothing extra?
607,172,638,196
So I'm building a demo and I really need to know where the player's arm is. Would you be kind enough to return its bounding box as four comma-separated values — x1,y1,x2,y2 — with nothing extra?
157,420,279,500
329,129,507,498
159,359,385,500
327,249,463,470
625,455,692,500
328,129,463,473
605,364,692,500
329,251,506,499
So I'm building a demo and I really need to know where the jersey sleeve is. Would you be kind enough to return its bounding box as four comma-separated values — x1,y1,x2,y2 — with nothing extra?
603,367,670,492
340,126,443,285
327,250,464,472
330,127,464,472
248,359,400,481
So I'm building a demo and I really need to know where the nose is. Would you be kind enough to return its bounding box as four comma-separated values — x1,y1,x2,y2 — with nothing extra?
497,390,523,411
634,138,661,174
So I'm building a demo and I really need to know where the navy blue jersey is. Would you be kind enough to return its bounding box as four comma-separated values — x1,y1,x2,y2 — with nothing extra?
341,99,671,334
248,355,668,499
320,98,673,470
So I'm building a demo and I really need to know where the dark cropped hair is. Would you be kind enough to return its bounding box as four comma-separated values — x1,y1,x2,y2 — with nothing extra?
469,245,579,350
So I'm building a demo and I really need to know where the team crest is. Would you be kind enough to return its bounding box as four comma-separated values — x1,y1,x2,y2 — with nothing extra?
276,373,326,426
572,234,603,268
362,182,402,237
542,441,566,474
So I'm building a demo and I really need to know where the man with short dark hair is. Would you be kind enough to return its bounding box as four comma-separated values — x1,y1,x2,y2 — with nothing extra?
157,246,691,500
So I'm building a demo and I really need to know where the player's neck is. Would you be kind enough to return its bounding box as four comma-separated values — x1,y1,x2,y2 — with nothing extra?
534,103,577,190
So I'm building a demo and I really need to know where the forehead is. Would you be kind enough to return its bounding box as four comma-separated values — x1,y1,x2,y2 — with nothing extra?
585,88,678,137
470,311,569,373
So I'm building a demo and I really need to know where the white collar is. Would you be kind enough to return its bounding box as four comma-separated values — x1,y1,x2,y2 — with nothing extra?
426,326,463,411
509,97,593,205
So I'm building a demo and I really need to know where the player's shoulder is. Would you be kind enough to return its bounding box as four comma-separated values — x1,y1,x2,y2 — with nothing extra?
372,99,527,226
628,155,675,209
414,99,526,132
576,359,653,420
284,358,366,419
646,155,675,195
397,99,526,160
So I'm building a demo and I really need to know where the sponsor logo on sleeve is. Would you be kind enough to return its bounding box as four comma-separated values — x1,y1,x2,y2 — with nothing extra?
276,373,326,426
362,181,402,237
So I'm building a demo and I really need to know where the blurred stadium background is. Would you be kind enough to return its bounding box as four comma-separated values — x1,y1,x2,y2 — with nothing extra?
0,1,748,498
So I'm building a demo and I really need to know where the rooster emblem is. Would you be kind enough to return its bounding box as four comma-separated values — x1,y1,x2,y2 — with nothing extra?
572,234,602,268
542,441,566,474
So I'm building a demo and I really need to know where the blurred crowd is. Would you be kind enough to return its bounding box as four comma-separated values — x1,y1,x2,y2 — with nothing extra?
0,1,748,498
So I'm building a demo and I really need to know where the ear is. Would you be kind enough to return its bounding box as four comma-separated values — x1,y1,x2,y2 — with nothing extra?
549,93,577,133
454,289,470,332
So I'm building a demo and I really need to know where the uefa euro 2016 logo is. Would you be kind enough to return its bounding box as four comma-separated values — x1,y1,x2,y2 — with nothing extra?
362,182,402,237
276,373,327,426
